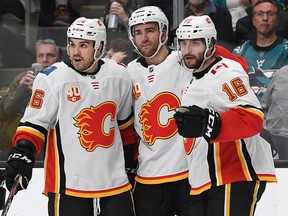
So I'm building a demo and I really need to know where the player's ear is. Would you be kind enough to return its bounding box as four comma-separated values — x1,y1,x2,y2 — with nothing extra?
96,42,104,58
97,42,103,52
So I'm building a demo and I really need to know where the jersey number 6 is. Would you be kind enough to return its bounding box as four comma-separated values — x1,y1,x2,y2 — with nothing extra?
30,89,45,109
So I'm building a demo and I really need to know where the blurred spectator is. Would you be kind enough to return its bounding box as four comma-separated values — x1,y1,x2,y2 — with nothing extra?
0,0,25,22
0,0,72,27
261,65,288,160
234,0,288,45
0,39,63,160
103,0,138,46
53,0,71,26
140,0,173,29
184,0,235,47
140,0,183,46
39,0,76,27
104,38,135,65
232,0,288,100
282,0,288,10
0,0,31,68
0,0,25,35
212,0,250,31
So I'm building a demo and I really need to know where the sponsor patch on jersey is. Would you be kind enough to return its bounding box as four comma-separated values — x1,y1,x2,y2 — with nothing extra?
42,65,57,76
66,85,81,102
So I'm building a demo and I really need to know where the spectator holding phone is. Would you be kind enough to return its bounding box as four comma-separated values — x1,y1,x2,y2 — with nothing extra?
0,39,63,159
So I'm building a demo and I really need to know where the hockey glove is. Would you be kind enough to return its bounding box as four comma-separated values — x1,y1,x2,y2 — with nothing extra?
174,105,222,140
5,139,35,191
124,144,138,185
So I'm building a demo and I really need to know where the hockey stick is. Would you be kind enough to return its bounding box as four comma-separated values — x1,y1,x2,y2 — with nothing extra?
1,175,21,216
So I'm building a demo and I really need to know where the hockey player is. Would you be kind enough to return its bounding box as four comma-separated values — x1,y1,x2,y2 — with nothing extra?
127,6,195,216
4,17,135,216
174,15,277,216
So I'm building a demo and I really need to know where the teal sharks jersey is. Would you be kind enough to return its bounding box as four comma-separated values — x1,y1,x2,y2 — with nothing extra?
233,37,288,99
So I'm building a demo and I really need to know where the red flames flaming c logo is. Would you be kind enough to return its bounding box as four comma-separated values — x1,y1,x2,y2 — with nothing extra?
184,138,196,155
74,102,116,152
139,92,180,145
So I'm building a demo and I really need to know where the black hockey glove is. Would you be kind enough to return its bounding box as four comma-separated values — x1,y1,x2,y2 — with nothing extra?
124,144,138,185
174,105,222,140
5,139,35,191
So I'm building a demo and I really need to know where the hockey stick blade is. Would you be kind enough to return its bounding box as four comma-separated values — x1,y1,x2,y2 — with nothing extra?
1,176,20,216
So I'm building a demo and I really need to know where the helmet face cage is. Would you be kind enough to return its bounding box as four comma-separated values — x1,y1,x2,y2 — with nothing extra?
67,17,107,60
176,15,217,55
128,6,169,58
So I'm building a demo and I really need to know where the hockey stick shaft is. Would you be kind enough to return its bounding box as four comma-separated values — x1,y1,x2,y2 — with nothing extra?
1,176,20,216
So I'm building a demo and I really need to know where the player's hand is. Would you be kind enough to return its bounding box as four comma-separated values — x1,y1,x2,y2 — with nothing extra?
5,140,35,191
124,143,138,185
174,105,222,140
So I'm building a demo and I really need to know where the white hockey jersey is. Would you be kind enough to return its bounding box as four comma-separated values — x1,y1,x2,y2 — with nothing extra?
127,51,192,184
180,57,277,195
13,59,134,198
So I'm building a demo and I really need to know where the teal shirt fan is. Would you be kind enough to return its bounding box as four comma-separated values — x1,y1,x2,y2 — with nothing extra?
233,37,288,99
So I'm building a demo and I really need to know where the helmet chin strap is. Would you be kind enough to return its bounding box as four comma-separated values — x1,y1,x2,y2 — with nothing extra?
181,59,195,73
70,54,98,72
177,48,195,73
77,42,104,73
194,46,215,72
194,49,210,73
144,36,167,59
82,60,97,72
178,45,216,73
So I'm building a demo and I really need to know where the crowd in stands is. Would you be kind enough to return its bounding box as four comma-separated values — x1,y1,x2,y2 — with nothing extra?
0,0,288,162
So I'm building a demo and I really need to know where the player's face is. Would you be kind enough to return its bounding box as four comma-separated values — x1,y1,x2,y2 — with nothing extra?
133,22,160,57
36,44,61,69
69,38,95,71
180,39,206,70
